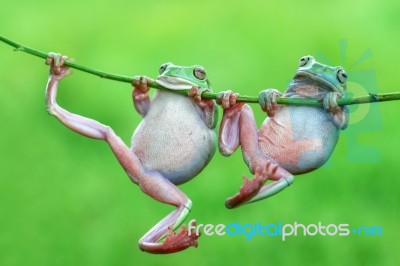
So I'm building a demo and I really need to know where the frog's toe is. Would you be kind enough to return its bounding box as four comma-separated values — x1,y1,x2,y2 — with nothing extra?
132,76,150,93
225,167,268,209
323,92,341,113
188,86,203,102
46,52,70,77
153,223,200,254
216,90,239,109
259,89,282,116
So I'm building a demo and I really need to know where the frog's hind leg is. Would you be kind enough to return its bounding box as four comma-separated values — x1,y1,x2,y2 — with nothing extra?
225,161,294,208
225,104,294,208
45,53,199,254
246,173,294,205
105,137,200,253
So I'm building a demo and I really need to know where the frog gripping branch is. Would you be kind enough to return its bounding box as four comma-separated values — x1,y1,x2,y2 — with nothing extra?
2,36,400,254
218,56,349,208
46,53,217,254
2,36,400,106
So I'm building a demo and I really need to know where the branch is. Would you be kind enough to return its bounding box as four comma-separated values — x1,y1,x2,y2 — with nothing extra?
1,35,400,106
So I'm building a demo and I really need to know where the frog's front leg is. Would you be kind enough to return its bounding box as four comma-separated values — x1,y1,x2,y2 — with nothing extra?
188,86,218,129
323,92,349,130
45,54,199,253
132,76,152,117
217,90,242,156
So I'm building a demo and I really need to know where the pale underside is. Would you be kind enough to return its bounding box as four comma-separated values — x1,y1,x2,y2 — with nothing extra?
131,91,216,185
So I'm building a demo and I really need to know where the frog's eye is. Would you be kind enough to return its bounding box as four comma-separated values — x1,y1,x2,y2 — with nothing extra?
159,63,171,74
193,66,206,80
299,56,311,67
337,69,347,84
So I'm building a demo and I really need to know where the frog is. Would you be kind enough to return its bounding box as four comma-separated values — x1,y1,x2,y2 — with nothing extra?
217,55,349,209
45,53,217,253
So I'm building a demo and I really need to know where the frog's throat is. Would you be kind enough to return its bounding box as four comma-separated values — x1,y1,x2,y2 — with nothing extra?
295,70,341,93
156,76,197,91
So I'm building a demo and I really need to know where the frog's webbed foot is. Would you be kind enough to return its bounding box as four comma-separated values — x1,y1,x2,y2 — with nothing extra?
323,92,349,130
157,221,200,254
225,166,269,209
188,86,217,128
216,90,243,156
259,89,283,117
139,199,200,254
45,52,71,79
132,76,152,116
225,161,294,209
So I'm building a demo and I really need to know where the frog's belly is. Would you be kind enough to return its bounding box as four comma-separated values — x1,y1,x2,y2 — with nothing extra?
259,106,339,174
131,93,216,185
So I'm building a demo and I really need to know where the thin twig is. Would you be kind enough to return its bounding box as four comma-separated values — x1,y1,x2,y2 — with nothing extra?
1,35,400,106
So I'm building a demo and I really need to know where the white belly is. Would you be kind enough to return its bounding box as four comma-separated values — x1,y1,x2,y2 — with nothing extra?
260,106,340,174
131,91,216,184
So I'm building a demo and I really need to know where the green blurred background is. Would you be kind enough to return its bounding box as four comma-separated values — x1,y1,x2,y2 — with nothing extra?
1,0,399,265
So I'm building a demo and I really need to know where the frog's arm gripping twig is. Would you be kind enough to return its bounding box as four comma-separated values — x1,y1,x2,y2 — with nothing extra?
1,35,400,106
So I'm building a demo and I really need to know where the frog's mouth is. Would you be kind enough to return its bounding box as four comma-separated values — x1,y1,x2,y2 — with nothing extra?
294,71,340,93
156,76,196,91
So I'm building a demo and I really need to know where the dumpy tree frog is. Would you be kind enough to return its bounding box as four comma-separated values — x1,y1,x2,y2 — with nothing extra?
218,55,349,208
45,53,217,253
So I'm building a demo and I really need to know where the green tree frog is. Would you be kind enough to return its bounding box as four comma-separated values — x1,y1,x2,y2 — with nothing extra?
218,55,349,208
45,54,217,253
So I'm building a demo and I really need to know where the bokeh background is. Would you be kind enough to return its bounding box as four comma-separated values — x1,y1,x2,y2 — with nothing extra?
1,0,399,265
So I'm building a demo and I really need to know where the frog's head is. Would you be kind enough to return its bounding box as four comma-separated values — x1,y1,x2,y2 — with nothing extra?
156,63,210,91
291,55,347,96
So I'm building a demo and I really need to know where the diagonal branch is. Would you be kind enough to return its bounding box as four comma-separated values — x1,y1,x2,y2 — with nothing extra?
1,35,400,106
